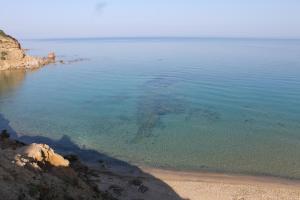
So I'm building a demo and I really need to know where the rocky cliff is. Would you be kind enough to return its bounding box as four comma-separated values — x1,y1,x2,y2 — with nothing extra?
0,30,55,70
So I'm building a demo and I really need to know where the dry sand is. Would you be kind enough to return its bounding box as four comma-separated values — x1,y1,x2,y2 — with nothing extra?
143,167,300,200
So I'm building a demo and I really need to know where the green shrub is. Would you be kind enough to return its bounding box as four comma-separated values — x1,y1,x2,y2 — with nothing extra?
1,51,7,60
0,30,7,37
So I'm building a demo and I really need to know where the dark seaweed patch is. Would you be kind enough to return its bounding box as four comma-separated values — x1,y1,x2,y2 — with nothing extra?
133,76,185,142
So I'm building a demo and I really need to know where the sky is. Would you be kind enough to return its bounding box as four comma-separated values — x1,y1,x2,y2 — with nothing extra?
1,0,300,39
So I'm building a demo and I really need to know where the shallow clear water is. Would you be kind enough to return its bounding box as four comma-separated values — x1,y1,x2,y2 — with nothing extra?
1,38,300,178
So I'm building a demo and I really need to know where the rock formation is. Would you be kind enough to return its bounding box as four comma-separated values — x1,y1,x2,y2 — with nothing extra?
17,143,70,167
0,130,103,200
0,30,55,70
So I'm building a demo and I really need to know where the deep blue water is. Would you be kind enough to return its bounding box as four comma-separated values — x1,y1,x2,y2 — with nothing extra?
1,38,300,178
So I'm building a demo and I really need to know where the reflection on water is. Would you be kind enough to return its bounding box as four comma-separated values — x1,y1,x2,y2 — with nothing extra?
0,70,26,96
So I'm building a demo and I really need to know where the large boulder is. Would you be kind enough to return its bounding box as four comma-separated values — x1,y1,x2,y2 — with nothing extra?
17,143,69,167
0,134,102,200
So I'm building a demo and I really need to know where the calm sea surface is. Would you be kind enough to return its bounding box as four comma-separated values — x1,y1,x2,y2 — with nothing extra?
1,38,300,178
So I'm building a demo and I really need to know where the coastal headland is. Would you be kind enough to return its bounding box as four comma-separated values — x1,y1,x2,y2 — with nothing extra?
0,30,55,71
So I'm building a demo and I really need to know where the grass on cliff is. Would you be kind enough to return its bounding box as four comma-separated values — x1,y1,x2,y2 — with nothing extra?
0,29,8,60
1,51,8,60
0,30,8,37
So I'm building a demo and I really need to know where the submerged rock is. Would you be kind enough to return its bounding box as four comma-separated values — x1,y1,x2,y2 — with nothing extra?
47,52,56,61
0,30,55,70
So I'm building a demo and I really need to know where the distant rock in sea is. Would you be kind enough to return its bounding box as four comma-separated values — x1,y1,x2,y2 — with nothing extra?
0,30,55,70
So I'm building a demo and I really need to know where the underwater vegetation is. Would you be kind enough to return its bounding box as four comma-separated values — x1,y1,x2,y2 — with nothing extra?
134,94,186,142
132,75,226,142
133,76,185,142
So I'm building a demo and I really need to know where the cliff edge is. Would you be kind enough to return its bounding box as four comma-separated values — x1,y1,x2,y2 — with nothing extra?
0,30,55,70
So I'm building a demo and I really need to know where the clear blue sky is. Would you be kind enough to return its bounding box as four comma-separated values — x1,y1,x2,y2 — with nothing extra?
1,0,300,39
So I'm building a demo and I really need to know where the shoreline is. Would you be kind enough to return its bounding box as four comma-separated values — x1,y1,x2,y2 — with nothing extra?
142,166,300,186
137,163,300,182
1,124,300,200
6,128,300,199
141,166,300,200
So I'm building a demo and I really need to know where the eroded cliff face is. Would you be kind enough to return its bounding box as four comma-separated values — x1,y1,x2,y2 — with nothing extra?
0,30,55,70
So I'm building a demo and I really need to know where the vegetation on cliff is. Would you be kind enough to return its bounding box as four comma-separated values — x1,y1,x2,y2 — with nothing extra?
0,30,9,61
0,30,8,37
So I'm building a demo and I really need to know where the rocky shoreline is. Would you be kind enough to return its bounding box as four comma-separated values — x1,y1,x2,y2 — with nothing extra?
0,30,55,71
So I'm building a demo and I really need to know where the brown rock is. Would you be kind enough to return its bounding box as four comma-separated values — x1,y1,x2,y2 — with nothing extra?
0,30,55,70
48,52,56,61
17,143,69,167
0,137,102,200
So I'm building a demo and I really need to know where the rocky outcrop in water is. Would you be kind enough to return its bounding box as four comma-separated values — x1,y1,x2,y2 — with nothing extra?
0,30,55,70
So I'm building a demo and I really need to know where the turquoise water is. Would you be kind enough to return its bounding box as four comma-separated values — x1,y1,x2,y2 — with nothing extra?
1,38,300,178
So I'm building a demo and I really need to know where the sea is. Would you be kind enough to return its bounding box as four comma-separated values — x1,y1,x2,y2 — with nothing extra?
1,37,300,179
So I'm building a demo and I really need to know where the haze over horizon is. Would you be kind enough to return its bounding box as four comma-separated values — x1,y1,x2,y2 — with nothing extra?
1,0,300,39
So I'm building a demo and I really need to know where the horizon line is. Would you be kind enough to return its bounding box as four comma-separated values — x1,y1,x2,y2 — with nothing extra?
21,36,300,41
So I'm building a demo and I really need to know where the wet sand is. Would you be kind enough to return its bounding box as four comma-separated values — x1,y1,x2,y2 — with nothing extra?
142,167,300,200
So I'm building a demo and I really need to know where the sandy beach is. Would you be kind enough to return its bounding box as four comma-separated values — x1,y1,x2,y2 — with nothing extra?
143,167,300,200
